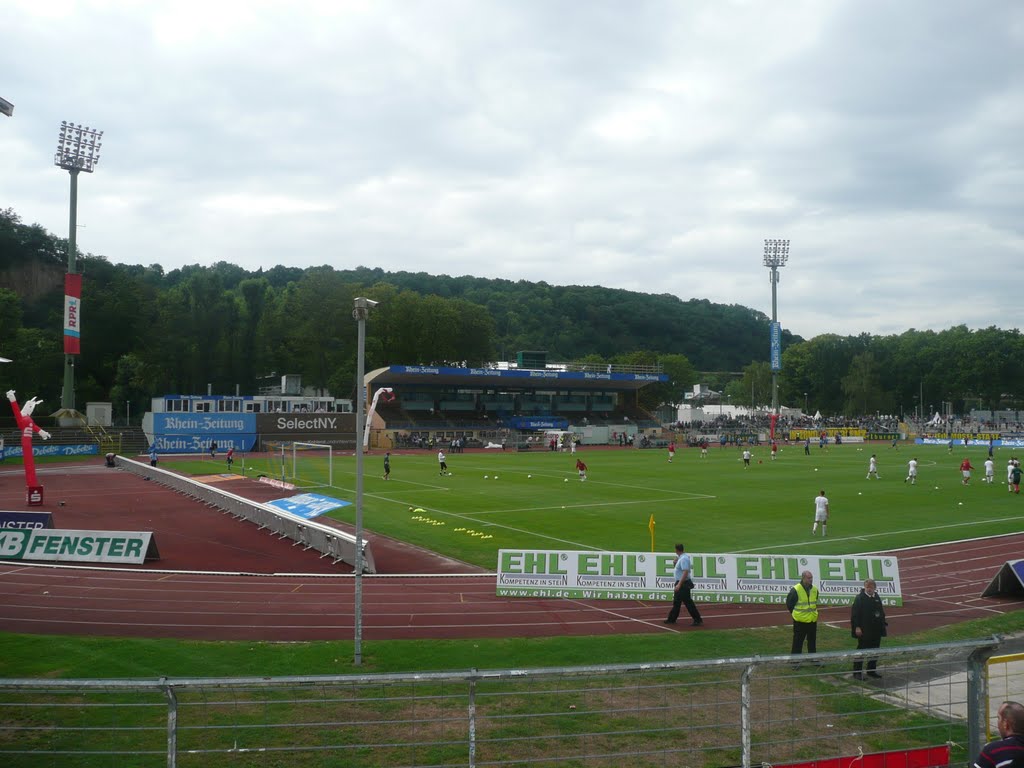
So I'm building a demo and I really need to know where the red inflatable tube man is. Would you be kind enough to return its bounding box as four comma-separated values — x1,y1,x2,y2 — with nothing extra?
7,390,51,488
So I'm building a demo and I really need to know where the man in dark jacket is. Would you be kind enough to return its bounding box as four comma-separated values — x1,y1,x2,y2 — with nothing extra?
851,578,887,679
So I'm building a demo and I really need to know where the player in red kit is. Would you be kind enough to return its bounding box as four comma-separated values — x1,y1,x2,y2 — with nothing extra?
960,457,974,485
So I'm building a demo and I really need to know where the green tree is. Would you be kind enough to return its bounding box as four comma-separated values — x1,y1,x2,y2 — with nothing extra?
841,352,892,416
109,353,151,424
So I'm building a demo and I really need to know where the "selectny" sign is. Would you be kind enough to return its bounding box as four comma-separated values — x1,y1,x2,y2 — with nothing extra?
496,550,903,606
0,529,157,564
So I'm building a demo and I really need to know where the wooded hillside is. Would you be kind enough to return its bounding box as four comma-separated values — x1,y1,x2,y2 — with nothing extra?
2,207,1022,420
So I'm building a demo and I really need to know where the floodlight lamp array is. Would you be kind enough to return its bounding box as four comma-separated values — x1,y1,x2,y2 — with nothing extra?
763,238,790,268
54,121,104,173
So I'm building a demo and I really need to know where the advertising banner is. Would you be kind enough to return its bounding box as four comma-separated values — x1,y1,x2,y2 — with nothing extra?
496,550,903,606
770,321,781,371
507,417,569,430
0,528,157,564
0,511,54,529
266,493,350,519
2,444,98,459
152,413,257,454
257,413,355,437
64,273,82,355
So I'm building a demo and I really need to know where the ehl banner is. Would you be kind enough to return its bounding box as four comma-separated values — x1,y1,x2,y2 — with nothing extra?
64,273,82,355
496,550,903,606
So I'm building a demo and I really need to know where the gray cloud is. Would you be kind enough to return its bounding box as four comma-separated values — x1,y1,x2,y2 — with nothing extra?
2,0,1022,340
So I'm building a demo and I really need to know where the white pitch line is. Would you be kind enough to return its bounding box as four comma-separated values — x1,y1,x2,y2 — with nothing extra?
468,495,715,517
737,513,1024,554
383,503,602,550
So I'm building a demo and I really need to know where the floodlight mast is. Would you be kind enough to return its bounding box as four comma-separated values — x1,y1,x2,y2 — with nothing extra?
351,296,377,666
54,121,103,412
763,239,789,416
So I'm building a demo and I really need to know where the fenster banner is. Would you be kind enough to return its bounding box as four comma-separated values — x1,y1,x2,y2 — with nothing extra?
0,528,158,564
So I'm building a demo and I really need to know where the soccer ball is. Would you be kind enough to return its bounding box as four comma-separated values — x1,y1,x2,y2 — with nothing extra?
484,475,489,479
564,478,568,483
814,468,819,472
494,476,499,480
528,475,532,478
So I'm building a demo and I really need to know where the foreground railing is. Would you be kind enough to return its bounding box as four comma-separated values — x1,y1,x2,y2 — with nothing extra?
0,638,1013,767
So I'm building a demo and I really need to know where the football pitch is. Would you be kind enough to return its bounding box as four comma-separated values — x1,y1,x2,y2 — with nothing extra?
217,443,1024,570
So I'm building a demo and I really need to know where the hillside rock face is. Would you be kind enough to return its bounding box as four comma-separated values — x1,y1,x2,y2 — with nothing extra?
0,260,65,302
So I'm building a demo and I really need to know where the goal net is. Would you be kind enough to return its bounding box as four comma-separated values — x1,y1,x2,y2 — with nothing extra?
282,442,334,489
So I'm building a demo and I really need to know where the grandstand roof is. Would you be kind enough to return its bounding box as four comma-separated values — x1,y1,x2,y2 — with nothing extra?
366,365,667,392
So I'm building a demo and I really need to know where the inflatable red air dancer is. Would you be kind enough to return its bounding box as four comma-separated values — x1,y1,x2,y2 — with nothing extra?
6,390,51,505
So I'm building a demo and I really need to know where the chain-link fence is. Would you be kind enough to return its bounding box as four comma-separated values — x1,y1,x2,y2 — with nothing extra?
0,637,1015,768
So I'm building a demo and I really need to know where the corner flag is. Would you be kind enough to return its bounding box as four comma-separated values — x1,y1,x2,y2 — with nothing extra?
648,514,655,552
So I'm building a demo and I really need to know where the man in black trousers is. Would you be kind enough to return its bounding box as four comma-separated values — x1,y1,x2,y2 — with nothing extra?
664,543,703,627
850,578,888,679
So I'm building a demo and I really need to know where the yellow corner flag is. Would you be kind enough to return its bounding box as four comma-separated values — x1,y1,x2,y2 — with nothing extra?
648,514,656,552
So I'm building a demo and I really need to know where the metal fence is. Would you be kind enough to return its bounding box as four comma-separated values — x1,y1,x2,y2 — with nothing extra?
1,637,1016,768
114,455,376,572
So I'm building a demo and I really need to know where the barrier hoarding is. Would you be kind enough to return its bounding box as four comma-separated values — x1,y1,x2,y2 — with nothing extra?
0,528,159,564
0,511,54,529
496,550,903,606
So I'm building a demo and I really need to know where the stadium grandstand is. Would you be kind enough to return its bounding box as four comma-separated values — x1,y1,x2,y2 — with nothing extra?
364,353,668,451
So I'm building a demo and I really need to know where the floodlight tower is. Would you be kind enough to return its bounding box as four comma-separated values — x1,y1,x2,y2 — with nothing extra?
352,296,378,666
54,121,103,413
763,239,789,416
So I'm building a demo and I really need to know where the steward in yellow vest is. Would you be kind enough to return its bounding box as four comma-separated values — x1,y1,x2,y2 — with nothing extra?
786,571,819,655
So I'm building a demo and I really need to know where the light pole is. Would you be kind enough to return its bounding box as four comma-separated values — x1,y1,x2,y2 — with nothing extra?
763,239,789,416
352,296,378,666
54,121,103,414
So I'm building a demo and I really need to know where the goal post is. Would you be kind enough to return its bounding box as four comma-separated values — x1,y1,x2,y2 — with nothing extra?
289,442,333,489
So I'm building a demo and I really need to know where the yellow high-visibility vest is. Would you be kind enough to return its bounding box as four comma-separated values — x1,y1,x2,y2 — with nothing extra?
792,583,819,623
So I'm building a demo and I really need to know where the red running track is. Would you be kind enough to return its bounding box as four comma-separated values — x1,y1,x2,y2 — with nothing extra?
0,462,1021,641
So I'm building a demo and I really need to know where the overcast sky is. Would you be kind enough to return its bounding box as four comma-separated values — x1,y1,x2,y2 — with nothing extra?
3,0,1022,340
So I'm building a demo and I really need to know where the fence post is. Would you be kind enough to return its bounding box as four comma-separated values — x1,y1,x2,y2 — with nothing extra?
467,672,478,768
162,678,178,768
967,645,994,762
741,663,755,768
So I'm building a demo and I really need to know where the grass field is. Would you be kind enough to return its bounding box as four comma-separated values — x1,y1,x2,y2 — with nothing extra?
170,442,1024,569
